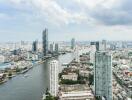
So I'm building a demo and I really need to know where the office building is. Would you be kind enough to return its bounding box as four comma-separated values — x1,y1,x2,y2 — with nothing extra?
94,51,112,100
32,40,38,52
71,38,75,49
101,40,107,51
49,60,59,96
102,40,106,49
90,41,99,51
55,43,59,53
42,28,48,56
74,47,80,62
50,43,54,53
90,45,96,63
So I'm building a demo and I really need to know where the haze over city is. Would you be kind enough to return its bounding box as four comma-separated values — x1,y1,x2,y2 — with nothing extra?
0,0,132,100
0,0,132,41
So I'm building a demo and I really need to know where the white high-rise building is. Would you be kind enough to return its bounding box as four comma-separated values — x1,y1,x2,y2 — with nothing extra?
94,51,112,100
49,60,59,96
74,46,80,62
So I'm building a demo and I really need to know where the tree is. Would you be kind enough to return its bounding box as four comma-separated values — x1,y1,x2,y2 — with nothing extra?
95,96,102,100
44,88,58,100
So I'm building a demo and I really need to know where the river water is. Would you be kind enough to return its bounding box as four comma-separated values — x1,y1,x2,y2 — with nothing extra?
0,53,74,100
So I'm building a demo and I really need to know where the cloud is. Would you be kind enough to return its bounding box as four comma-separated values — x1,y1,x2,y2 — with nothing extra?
73,0,132,25
8,0,89,26
1,0,132,41
4,0,132,26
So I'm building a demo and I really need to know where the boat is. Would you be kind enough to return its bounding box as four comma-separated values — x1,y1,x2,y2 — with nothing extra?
24,74,29,78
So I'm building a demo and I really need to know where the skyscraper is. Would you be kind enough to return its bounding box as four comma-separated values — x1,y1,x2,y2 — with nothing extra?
101,40,107,51
32,40,38,52
74,46,80,62
71,38,75,49
96,42,99,51
94,51,112,100
90,45,96,63
55,43,59,53
90,41,99,51
102,40,107,50
42,28,48,56
50,43,54,53
49,60,59,96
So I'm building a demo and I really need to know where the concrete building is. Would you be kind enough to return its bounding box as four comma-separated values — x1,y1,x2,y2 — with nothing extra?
62,73,78,81
94,51,112,100
74,46,80,62
55,43,59,53
90,41,99,51
98,40,107,51
60,91,94,100
71,38,75,50
49,43,54,53
59,84,94,100
90,45,96,63
49,60,59,96
32,40,38,52
102,40,107,50
42,29,48,56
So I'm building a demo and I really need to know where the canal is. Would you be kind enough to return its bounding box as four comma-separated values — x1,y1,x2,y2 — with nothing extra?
0,53,74,100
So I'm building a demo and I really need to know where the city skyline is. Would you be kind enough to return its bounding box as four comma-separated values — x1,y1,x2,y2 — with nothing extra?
0,1,131,99
0,0,132,42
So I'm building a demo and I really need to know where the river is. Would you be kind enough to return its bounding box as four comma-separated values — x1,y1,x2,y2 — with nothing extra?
0,53,74,100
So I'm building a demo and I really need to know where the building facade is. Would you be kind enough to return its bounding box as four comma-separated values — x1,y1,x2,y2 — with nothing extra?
49,60,59,96
55,43,59,53
94,51,112,100
49,43,54,53
32,40,38,52
42,29,48,56
90,41,99,51
71,38,75,50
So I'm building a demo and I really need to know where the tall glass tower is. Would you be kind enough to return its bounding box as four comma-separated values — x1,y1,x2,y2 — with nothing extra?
32,40,38,52
94,51,112,100
42,28,48,56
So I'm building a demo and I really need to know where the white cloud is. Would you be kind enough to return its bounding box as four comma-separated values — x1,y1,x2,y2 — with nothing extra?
73,0,120,9
1,0,132,41
8,0,89,26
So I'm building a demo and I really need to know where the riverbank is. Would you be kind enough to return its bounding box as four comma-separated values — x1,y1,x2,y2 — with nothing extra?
0,53,62,85
0,53,74,100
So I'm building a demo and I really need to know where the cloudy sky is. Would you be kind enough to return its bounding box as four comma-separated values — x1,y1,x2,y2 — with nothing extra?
0,0,132,42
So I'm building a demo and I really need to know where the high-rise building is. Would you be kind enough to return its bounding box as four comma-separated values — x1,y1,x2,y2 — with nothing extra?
71,38,75,49
50,43,54,53
94,51,112,100
90,41,99,51
74,46,80,62
102,40,107,50
42,29,48,56
101,40,107,51
49,60,59,96
32,40,38,52
55,43,59,53
90,45,96,63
